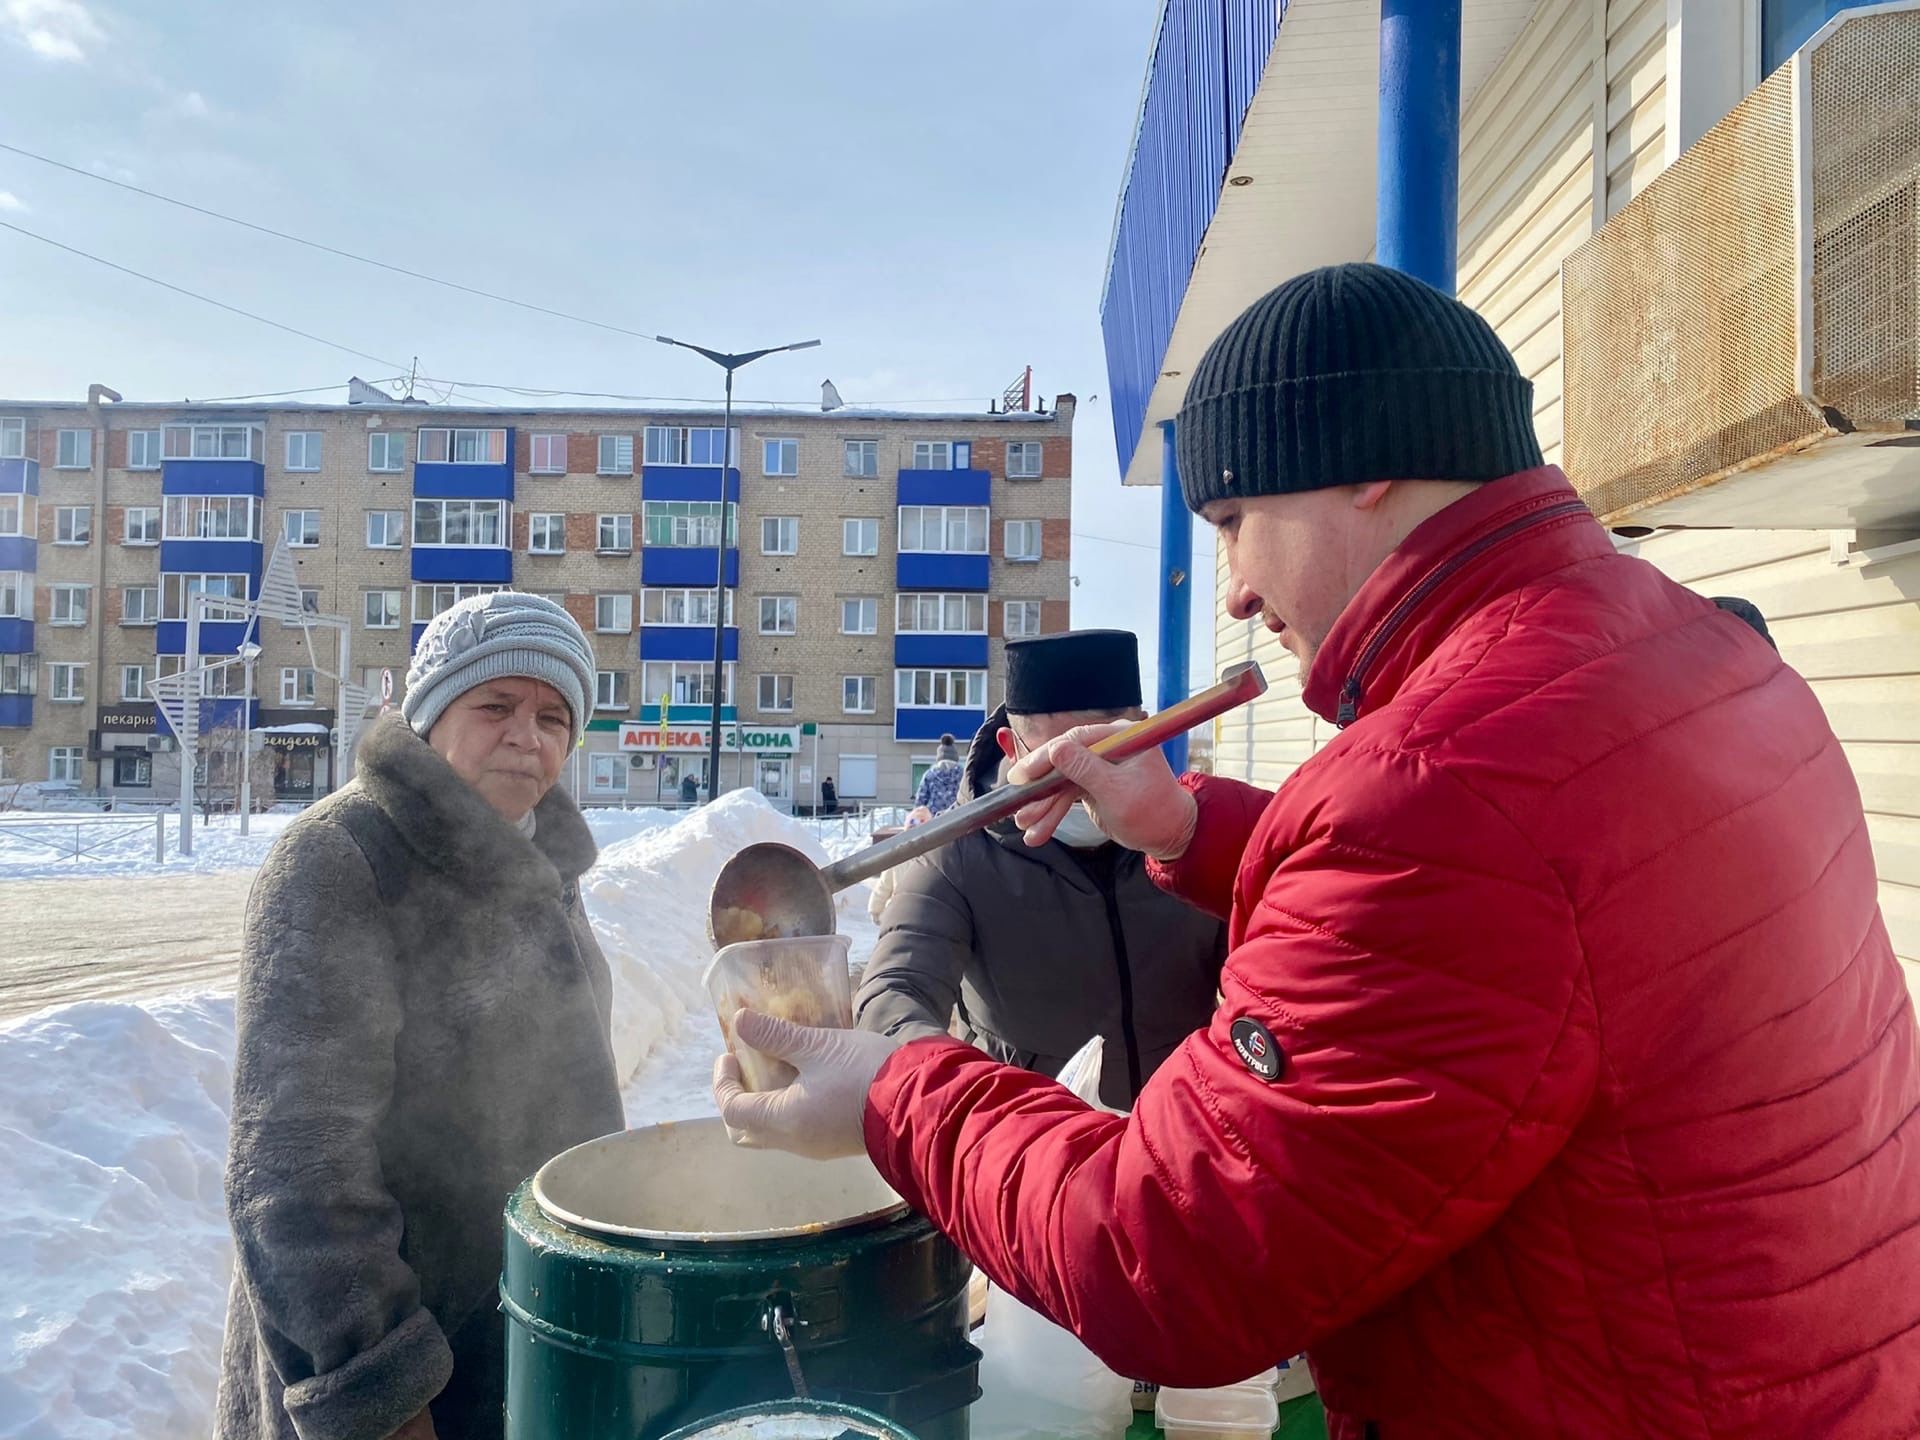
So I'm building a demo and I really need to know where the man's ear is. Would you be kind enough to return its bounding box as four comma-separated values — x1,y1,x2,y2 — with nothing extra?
996,727,1017,758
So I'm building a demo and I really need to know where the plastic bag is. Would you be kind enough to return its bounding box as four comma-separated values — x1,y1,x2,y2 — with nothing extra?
1054,1034,1126,1115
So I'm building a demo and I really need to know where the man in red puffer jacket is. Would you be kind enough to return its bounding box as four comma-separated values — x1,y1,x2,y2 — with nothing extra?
717,264,1920,1438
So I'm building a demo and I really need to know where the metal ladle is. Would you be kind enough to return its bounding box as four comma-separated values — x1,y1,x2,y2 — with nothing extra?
708,661,1268,947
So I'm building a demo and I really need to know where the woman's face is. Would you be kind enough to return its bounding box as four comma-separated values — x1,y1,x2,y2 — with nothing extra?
427,677,571,821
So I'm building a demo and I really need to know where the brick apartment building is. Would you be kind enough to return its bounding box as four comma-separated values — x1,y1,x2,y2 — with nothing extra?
0,393,1074,809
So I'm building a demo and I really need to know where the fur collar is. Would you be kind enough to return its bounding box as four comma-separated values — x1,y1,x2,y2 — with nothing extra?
352,714,598,888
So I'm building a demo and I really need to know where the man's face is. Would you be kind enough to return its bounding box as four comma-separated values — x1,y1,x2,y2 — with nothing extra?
427,677,571,822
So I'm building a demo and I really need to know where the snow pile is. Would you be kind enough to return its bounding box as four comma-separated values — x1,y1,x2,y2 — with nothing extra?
0,812,300,881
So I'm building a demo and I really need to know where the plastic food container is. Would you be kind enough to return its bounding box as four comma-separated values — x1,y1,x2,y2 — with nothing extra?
704,933,854,1091
1154,1379,1281,1440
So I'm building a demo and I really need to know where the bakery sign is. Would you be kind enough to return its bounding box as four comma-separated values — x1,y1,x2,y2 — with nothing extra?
618,723,800,755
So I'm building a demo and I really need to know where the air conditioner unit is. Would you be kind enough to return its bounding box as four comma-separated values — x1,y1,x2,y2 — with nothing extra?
628,753,657,770
1562,4,1919,528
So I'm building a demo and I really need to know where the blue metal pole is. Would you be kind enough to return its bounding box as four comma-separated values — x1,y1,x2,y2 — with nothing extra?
1376,0,1462,294
1157,419,1192,773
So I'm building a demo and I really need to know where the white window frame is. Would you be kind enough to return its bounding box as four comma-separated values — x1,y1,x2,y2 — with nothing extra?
1005,519,1042,562
121,663,153,702
842,517,880,556
121,585,159,626
763,438,799,476
598,434,635,476
0,417,24,460
162,573,249,622
898,505,988,554
163,495,259,541
283,510,321,548
369,432,406,472
364,590,403,629
643,425,686,467
842,675,877,714
410,582,504,623
595,593,634,634
48,663,86,704
48,746,84,783
529,432,568,475
0,493,33,537
412,498,507,548
280,667,318,707
124,506,160,546
283,587,322,628
529,513,566,555
595,670,631,711
285,431,323,472
642,660,734,708
112,748,152,788
758,595,798,635
1004,600,1042,638
643,501,737,549
641,588,732,627
844,439,879,477
597,513,634,554
588,752,630,796
761,516,799,555
55,506,92,545
49,583,89,627
911,440,954,471
56,428,93,470
127,429,162,470
894,667,987,710
1006,440,1043,478
0,570,29,619
840,597,878,635
0,651,35,695
757,673,795,713
417,427,507,465
366,510,404,549
164,423,261,461
895,592,987,634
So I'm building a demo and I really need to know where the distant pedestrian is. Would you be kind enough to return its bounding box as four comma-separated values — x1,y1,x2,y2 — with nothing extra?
681,772,699,804
820,776,838,815
914,734,963,817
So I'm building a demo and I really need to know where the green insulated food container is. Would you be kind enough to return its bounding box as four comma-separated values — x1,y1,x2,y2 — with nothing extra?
502,1118,980,1440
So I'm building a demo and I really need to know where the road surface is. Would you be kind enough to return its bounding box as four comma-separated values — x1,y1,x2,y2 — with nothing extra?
0,871,255,1021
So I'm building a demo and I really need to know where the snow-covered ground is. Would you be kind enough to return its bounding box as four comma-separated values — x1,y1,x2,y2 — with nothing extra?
0,791,891,1440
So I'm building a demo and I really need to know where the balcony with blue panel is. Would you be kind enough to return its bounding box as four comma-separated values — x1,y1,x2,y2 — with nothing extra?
0,693,30,728
0,456,40,496
156,620,256,656
896,706,987,745
897,469,991,508
160,539,264,577
160,459,266,496
414,429,517,500
641,466,740,503
640,626,739,664
897,552,989,592
1,457,37,574
642,548,740,588
638,703,739,725
0,535,34,571
411,546,513,584
0,618,32,652
895,633,989,669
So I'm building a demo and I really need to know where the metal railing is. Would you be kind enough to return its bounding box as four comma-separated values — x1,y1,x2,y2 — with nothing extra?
0,811,167,863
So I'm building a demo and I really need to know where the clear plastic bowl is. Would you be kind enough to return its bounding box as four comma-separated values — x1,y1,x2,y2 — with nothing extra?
703,933,853,1092
1154,1380,1281,1440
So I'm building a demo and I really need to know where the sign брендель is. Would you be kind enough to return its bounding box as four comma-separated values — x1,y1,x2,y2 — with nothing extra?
618,723,800,755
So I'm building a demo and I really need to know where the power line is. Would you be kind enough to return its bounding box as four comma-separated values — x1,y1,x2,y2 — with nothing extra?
0,218,408,372
1072,530,1160,552
0,138,663,343
189,379,403,403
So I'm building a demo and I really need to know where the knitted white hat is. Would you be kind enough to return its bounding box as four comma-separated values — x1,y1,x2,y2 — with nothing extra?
402,591,595,745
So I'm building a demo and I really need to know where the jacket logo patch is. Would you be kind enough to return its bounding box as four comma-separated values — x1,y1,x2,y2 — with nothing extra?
1230,1017,1284,1082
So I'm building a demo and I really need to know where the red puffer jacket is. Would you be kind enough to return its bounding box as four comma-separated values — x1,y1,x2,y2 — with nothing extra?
865,467,1920,1438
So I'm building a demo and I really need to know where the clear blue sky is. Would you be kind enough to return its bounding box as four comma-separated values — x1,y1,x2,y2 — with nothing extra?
0,0,1216,697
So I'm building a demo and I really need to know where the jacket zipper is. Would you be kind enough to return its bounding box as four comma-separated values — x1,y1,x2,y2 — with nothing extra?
1097,870,1145,1100
1335,497,1589,727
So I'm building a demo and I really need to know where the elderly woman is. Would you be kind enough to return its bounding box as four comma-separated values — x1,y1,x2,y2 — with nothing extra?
216,592,624,1440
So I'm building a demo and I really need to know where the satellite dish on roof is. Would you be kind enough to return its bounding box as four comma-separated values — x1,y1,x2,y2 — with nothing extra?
820,379,844,412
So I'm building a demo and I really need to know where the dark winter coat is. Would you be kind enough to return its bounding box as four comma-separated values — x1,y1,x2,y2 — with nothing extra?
215,716,624,1440
855,708,1226,1108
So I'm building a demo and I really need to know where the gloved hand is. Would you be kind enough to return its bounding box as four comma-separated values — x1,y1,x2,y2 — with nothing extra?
712,1011,904,1160
1005,721,1199,861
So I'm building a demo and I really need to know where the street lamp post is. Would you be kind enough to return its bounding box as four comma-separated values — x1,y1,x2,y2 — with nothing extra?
238,639,262,837
656,335,820,803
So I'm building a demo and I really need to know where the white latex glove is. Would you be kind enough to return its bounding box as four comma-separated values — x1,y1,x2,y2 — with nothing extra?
712,1010,904,1161
1005,721,1199,861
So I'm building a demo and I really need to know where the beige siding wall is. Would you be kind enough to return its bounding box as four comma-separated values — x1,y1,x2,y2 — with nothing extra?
1605,0,1669,215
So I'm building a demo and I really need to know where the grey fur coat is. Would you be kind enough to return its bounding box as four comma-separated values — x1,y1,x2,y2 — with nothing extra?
215,716,624,1440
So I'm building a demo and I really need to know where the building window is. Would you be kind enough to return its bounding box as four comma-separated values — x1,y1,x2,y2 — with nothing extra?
895,668,985,709
411,582,504,622
643,501,737,548
111,749,152,787
158,653,246,696
598,434,635,476
761,516,799,555
48,663,86,704
690,426,737,467
164,495,258,540
842,517,880,556
55,506,92,545
759,595,798,635
589,752,629,795
844,439,878,477
0,417,24,459
899,505,988,554
643,425,736,467
283,510,321,547
1005,600,1042,638
840,597,878,635
50,584,89,626
56,428,93,470
763,438,799,476
281,667,318,706
122,585,159,625
0,652,35,695
758,673,795,712
529,513,566,554
530,432,568,475
125,506,160,545
369,432,406,471
127,429,162,470
911,440,954,470
161,574,249,621
0,494,33,536
643,426,686,467
418,428,507,464
366,510,404,548
165,423,260,460
364,590,403,629
285,432,323,471
597,513,634,553
642,587,731,626
642,660,733,707
842,675,876,714
896,592,987,634
595,670,630,711
412,498,506,547
1006,519,1042,562
595,593,633,633
1006,441,1043,478
121,663,153,702
49,746,84,783
0,571,27,618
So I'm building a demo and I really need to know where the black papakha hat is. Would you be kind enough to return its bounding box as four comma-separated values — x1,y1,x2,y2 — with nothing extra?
1005,631,1143,717
1175,262,1544,512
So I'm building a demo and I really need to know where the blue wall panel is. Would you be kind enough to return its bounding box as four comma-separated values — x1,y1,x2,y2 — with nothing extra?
641,466,741,502
160,539,264,576
160,459,266,496
897,553,990,592
0,618,32,652
413,462,516,500
1762,0,1846,73
0,693,30,728
410,547,513,583
894,633,990,669
0,536,35,571
640,626,740,663
896,470,992,507
895,706,987,744
641,548,740,588
156,619,253,656
0,457,39,495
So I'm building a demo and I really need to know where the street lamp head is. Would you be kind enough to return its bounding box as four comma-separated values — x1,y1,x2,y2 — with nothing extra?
238,641,263,662
655,335,678,346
